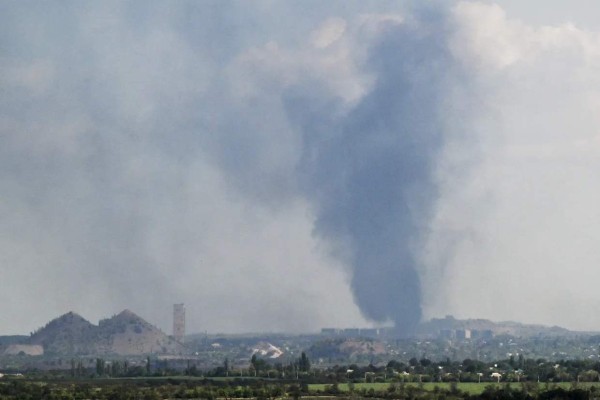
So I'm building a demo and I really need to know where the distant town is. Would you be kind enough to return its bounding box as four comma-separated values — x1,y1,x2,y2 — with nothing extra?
4,305,600,399
1,304,597,370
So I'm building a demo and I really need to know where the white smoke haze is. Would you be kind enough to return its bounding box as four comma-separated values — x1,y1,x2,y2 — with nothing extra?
1,1,600,334
424,2,600,330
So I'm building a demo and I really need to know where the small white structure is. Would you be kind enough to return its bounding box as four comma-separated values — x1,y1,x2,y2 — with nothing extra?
491,372,502,382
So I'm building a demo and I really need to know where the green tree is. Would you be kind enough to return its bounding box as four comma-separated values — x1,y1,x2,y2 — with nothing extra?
299,352,311,372
251,354,259,376
250,354,270,376
95,358,105,376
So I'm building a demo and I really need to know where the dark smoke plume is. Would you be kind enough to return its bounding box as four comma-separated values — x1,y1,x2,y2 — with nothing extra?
288,11,456,334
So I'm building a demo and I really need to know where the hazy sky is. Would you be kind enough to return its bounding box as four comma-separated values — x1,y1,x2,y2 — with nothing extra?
2,1,600,335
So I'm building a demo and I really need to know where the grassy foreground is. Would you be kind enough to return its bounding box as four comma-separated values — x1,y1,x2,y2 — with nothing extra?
308,382,600,395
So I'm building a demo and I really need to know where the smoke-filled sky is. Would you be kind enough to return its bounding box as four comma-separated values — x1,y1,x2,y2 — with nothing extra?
2,1,600,335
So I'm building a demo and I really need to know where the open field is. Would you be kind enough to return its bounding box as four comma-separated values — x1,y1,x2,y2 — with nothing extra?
5,375,598,394
308,382,600,395
3,376,600,399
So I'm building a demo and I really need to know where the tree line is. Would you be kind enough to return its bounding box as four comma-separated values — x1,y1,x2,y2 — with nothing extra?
25,353,600,384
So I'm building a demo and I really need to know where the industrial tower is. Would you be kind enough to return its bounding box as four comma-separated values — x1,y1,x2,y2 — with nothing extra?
173,303,185,343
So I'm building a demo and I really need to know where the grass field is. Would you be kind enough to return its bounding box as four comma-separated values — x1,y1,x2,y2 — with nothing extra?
308,382,600,395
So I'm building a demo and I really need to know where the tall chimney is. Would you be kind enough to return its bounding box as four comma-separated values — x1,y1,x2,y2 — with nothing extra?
173,303,185,343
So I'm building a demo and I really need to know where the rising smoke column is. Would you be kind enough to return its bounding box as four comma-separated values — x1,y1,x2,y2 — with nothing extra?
10,0,599,335
289,10,459,334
